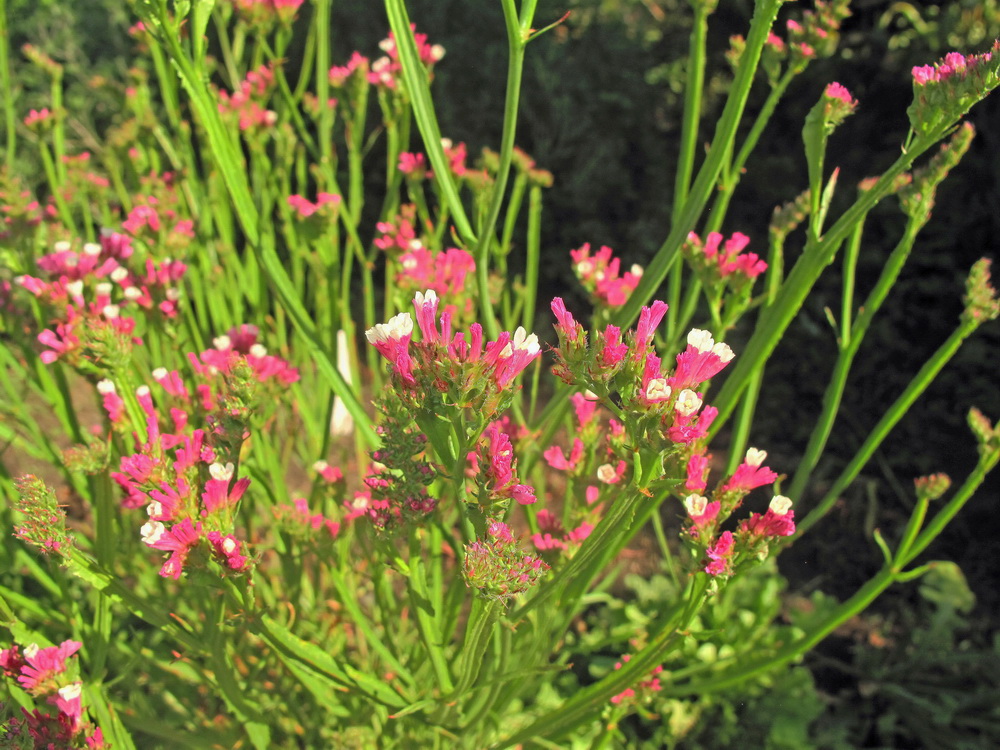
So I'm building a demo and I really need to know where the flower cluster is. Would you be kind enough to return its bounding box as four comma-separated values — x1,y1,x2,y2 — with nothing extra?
532,509,595,554
367,289,540,418
398,138,469,181
329,51,369,87
287,192,341,219
0,173,44,242
229,0,304,28
367,26,445,90
683,231,766,287
471,421,537,508
217,63,277,132
756,0,852,81
107,326,296,579
16,232,184,371
396,247,477,322
362,397,440,532
273,497,341,539
570,243,643,308
609,654,665,706
685,487,795,578
462,522,549,601
12,475,73,557
0,640,105,746
908,43,1000,136
551,299,726,450
375,204,423,253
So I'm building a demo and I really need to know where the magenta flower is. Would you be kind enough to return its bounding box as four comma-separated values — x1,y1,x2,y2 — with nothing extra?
632,300,669,358
683,493,720,534
366,312,416,385
740,495,796,539
668,329,735,391
722,448,778,492
685,453,710,492
705,530,735,576
15,641,81,693
544,438,585,471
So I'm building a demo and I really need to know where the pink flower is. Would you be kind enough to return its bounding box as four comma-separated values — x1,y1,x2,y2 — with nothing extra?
51,682,83,729
667,404,718,445
722,447,778,492
683,493,720,533
570,243,642,306
824,81,855,104
571,392,598,426
366,312,415,385
484,327,541,388
705,530,735,576
551,297,584,343
201,475,251,513
543,438,585,471
597,324,629,368
685,453,710,492
480,422,536,505
329,51,369,86
398,151,427,175
632,300,669,358
16,640,81,692
740,495,796,538
412,289,441,343
668,329,735,391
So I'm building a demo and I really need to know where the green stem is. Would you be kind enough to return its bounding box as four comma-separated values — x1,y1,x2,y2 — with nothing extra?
787,215,922,502
673,450,997,697
612,0,783,330
498,575,710,747
709,131,944,434
794,317,978,538
385,0,476,245
0,0,16,168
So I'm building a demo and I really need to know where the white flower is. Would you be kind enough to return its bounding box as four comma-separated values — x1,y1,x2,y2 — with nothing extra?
209,462,235,481
82,242,102,256
687,328,715,353
365,312,413,344
745,447,767,467
102,304,120,319
65,280,84,298
596,463,618,484
684,493,708,517
141,521,165,545
249,344,268,358
769,495,793,515
675,389,703,417
152,367,168,380
96,379,117,395
58,682,82,701
511,327,540,355
645,378,671,402
213,335,232,351
414,289,438,308
712,342,735,362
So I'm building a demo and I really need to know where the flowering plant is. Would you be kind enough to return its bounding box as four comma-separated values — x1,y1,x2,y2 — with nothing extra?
1,0,999,746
